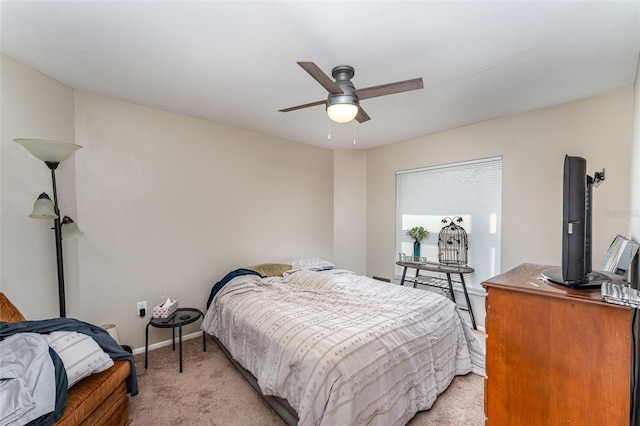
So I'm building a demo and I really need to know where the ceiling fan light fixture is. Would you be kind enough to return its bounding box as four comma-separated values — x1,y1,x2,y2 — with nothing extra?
327,103,359,123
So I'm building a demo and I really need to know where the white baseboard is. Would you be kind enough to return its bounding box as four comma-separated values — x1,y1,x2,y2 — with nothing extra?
132,331,204,355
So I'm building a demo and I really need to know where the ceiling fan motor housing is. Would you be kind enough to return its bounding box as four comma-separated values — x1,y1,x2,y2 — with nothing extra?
327,65,358,108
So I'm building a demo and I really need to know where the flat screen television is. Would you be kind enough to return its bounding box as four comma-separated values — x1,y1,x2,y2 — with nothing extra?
542,155,609,288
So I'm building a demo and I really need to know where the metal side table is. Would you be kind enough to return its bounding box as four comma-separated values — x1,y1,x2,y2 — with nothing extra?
397,260,477,330
145,307,206,372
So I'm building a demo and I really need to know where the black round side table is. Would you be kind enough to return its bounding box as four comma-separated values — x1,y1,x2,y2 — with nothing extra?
145,307,206,373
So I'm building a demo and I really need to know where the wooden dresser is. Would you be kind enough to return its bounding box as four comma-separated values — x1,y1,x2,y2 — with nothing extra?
482,263,633,425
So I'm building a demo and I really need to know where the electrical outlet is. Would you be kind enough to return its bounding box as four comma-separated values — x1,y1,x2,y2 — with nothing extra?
137,301,147,317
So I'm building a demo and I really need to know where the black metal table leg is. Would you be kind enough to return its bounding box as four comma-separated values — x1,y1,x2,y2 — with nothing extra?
145,322,150,369
445,273,457,303
459,273,477,330
179,324,183,373
400,266,408,286
202,331,206,352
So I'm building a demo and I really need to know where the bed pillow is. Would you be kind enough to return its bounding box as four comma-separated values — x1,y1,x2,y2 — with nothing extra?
46,331,114,388
290,258,335,271
247,263,292,277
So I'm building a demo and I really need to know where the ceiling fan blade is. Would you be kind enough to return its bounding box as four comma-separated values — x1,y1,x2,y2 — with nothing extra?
297,62,343,95
355,106,370,123
279,99,326,113
355,78,423,100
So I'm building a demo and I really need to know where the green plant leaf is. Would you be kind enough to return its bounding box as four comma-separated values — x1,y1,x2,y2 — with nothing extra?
406,226,428,242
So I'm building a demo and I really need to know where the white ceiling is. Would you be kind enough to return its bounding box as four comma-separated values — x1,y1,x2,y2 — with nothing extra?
1,1,639,150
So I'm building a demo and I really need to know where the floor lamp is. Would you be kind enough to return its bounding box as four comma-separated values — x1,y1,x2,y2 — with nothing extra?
15,138,83,318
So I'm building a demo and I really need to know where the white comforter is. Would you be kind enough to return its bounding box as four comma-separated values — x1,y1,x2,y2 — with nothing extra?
201,269,485,426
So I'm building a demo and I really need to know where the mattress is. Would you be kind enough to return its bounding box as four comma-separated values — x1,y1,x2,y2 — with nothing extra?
202,268,485,426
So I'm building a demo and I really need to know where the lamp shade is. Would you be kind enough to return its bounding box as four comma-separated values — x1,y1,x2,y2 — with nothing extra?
61,216,83,240
29,193,58,219
327,103,358,124
14,138,82,163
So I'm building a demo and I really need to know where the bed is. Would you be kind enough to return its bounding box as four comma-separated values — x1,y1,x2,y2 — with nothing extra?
201,259,485,426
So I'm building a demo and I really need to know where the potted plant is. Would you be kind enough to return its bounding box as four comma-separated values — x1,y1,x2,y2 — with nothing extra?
406,226,428,257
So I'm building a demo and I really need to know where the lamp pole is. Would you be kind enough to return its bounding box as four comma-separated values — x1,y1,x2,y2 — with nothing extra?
47,161,66,317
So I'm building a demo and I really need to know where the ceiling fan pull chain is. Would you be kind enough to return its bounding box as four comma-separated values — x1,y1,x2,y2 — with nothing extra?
353,125,356,145
328,120,332,140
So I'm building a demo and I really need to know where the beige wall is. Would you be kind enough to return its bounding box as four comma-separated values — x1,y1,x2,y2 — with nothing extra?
1,55,334,348
333,150,367,275
365,89,634,327
73,93,333,347
2,52,637,342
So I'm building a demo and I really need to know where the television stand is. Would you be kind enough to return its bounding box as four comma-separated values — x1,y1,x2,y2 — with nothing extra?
540,266,622,289
483,263,634,425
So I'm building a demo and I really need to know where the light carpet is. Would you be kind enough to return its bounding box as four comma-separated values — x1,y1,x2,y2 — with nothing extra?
130,334,485,425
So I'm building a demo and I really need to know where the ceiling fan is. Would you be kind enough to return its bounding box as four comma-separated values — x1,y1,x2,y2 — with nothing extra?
279,62,424,124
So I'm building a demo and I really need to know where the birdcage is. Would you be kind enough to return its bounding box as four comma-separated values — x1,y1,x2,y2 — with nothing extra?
438,216,468,266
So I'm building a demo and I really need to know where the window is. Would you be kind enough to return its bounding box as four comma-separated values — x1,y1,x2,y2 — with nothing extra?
395,156,502,291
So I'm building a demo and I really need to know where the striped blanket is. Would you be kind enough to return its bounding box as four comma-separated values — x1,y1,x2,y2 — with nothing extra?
202,268,484,426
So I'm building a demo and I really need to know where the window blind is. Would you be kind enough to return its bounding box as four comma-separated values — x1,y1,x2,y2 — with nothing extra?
395,156,502,289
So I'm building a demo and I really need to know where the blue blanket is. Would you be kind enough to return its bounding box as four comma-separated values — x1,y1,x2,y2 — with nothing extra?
0,318,138,396
206,268,262,309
